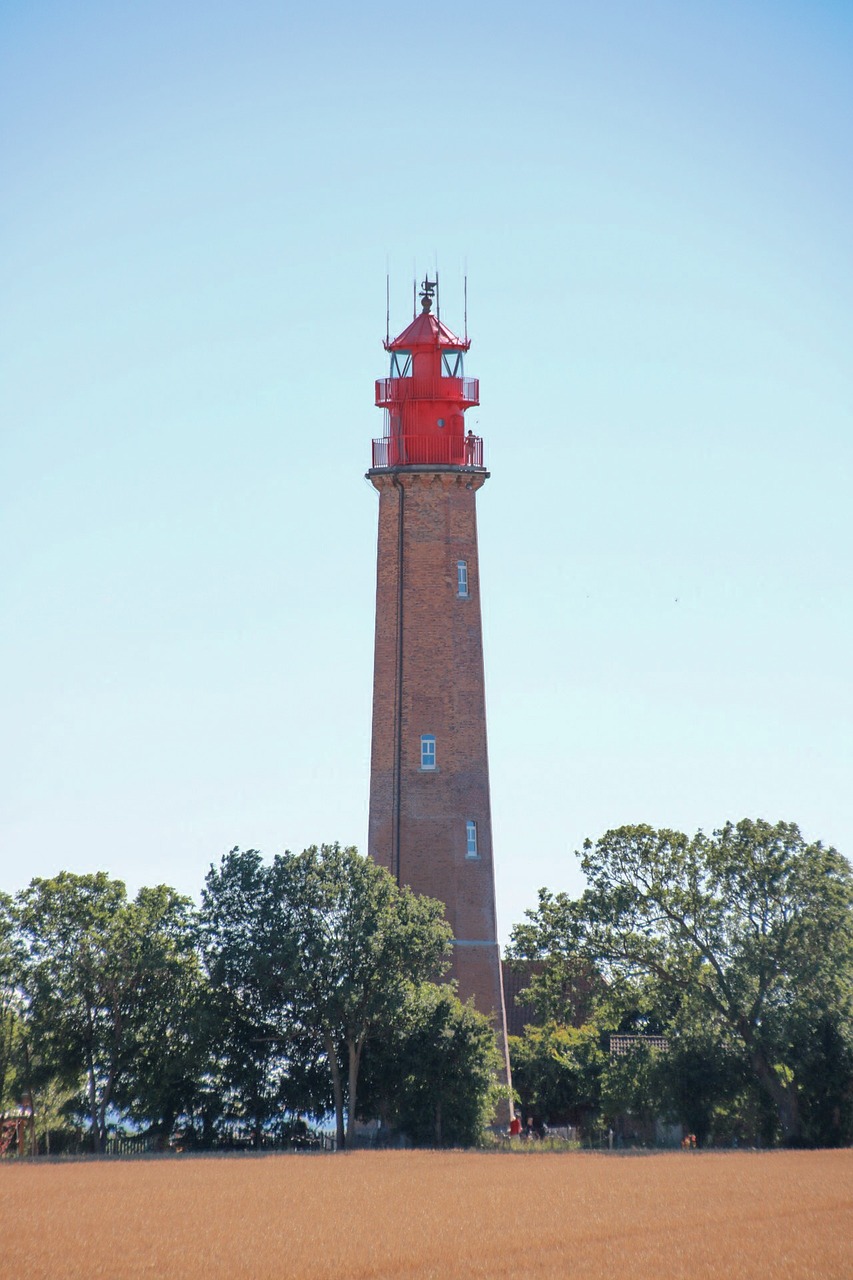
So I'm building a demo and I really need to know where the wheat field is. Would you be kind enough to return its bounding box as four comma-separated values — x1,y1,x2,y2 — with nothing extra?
1,1149,850,1279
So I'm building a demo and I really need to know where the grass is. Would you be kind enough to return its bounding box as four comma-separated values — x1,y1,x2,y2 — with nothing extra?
1,1148,850,1278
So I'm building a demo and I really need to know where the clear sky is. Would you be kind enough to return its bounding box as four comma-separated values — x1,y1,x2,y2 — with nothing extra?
2,0,851,943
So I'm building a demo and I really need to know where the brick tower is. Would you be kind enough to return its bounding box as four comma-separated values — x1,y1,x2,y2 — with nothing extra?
367,278,512,1094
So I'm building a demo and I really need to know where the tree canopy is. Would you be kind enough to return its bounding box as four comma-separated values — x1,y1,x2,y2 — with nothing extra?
2,848,493,1152
0,892,25,1117
4,816,849,1153
511,819,853,1145
202,843,453,1147
17,873,201,1151
360,982,501,1147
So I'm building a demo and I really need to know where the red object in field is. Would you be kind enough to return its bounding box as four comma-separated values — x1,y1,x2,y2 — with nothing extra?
372,279,482,469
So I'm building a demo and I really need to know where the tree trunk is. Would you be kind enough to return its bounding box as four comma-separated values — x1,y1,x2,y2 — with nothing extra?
750,1047,802,1142
346,1036,364,1147
85,1052,102,1153
324,1031,345,1150
22,1036,37,1155
0,1015,11,1104
97,1095,109,1155
434,1099,442,1147
157,1109,176,1152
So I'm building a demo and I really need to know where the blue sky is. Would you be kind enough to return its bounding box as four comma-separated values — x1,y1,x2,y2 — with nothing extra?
2,0,851,942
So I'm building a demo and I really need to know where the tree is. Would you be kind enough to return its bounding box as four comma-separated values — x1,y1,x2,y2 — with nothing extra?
202,848,297,1143
511,820,853,1144
17,873,199,1151
784,1004,853,1147
290,845,452,1147
203,845,452,1148
648,994,760,1147
509,1022,605,1131
360,983,500,1146
0,892,25,1116
202,848,337,1146
111,886,211,1146
599,1039,665,1137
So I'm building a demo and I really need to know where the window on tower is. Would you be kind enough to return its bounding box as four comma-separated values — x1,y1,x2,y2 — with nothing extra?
456,560,469,598
420,734,436,770
390,351,412,378
442,350,464,378
466,820,479,858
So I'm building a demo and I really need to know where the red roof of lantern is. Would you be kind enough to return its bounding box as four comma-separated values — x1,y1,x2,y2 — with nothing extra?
386,311,470,352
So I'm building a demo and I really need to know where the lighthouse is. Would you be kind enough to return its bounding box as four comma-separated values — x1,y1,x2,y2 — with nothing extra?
367,278,511,1090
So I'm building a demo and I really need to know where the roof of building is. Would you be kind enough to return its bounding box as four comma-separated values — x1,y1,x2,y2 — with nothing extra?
387,310,469,351
502,958,601,1037
502,960,545,1038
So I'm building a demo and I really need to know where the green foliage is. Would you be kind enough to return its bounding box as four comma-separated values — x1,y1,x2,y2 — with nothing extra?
111,886,211,1143
509,1022,605,1127
11,816,841,1155
199,848,320,1143
599,1040,663,1128
511,819,853,1145
361,983,500,1146
28,1076,80,1154
0,892,26,1115
505,948,597,1028
2,849,501,1153
202,844,453,1148
17,872,200,1151
789,1009,853,1147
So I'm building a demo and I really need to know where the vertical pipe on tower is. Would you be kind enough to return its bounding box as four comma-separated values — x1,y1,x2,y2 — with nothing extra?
391,472,405,886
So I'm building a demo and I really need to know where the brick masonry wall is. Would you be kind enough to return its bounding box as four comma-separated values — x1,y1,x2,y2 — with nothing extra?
367,466,512,1105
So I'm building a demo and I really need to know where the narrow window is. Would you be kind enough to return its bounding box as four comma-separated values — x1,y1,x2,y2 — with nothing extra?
390,351,412,378
456,559,469,598
466,820,478,858
420,734,436,770
442,350,464,378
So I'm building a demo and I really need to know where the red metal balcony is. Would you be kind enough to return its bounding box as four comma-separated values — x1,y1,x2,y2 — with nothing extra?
371,434,484,469
375,376,479,407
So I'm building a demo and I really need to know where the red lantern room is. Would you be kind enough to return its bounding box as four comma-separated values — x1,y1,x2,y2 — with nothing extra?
372,279,482,469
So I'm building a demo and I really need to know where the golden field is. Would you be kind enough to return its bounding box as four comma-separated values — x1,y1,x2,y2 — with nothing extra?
1,1149,850,1279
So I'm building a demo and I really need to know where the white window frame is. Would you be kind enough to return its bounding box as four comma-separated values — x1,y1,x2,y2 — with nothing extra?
466,819,478,858
420,734,436,770
456,559,469,598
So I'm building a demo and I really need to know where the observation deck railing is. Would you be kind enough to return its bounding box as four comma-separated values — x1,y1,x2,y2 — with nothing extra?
375,376,479,407
371,434,484,469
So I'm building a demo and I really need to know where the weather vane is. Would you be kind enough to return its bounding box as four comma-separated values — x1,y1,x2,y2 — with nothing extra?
419,277,437,312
